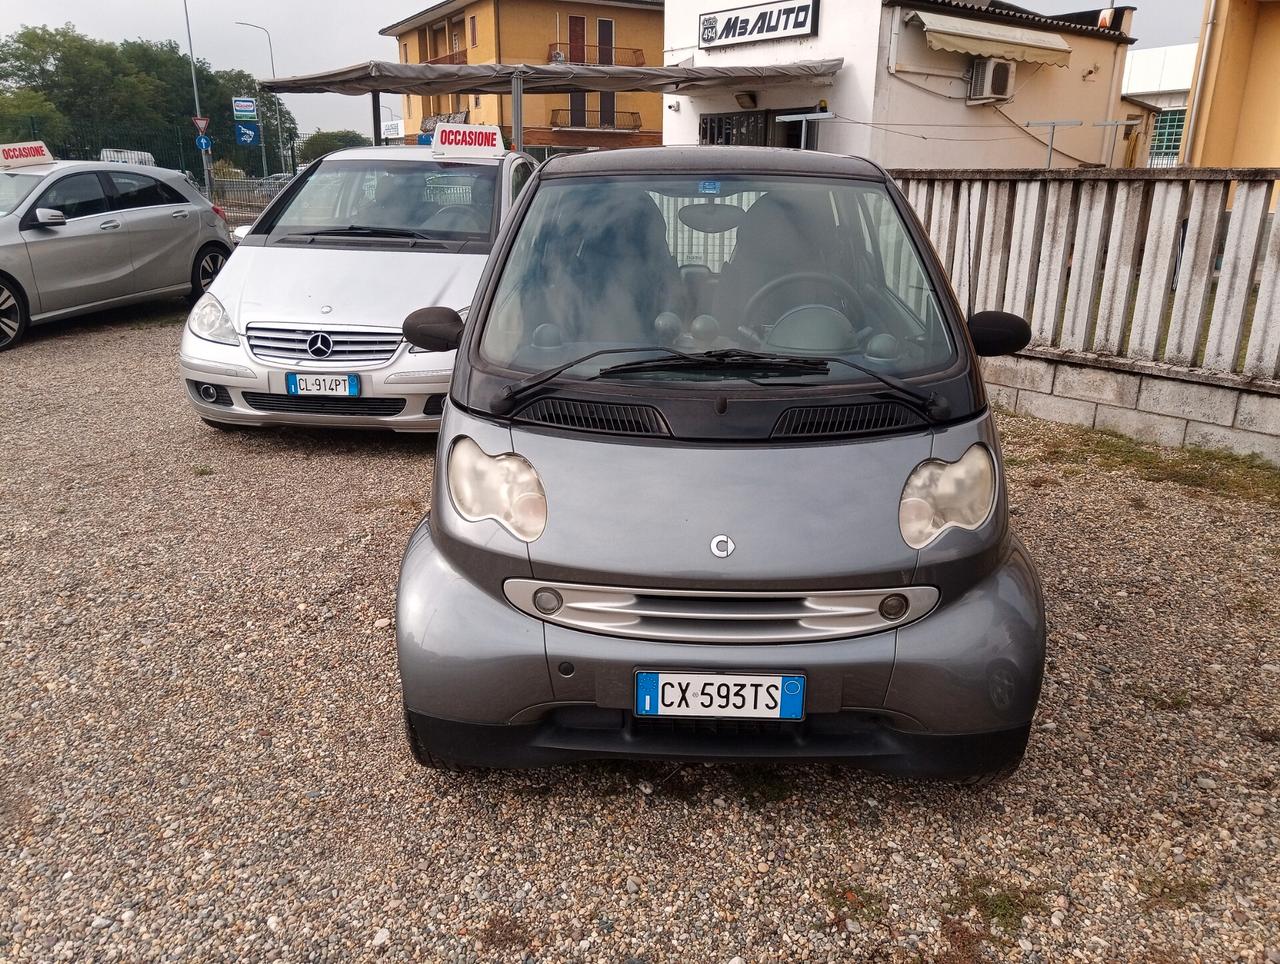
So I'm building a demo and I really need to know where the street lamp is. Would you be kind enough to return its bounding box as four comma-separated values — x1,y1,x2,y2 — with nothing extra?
235,21,289,173
182,0,214,192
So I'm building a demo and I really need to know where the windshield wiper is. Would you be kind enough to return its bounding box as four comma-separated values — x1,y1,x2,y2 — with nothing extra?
491,346,699,414
297,224,438,240
604,348,947,422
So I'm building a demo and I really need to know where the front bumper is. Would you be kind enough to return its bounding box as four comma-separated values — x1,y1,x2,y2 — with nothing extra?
396,519,1047,769
179,328,452,432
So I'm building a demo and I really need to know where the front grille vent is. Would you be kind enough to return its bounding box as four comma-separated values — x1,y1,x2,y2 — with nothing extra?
515,398,671,436
242,392,406,417
772,401,924,440
245,325,402,363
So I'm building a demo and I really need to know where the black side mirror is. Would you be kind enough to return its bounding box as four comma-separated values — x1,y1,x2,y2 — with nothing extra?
968,311,1031,357
403,306,464,353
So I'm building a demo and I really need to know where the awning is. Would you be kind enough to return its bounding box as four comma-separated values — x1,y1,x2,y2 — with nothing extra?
905,11,1071,68
260,59,843,96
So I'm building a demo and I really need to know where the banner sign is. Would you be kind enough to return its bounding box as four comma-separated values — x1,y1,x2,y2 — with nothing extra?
432,123,506,157
0,141,53,168
698,0,819,49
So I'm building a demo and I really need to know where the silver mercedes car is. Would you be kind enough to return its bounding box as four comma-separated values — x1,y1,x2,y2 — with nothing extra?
0,142,231,350
396,147,1045,782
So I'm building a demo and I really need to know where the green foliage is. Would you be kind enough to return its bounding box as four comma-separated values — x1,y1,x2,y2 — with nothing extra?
0,88,67,141
299,130,373,162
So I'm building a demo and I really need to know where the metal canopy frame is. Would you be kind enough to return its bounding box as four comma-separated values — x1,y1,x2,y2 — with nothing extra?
260,59,843,151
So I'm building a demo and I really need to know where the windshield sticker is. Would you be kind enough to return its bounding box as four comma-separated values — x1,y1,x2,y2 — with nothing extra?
698,180,721,195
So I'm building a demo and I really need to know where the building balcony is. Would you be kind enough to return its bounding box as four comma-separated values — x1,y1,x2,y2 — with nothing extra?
546,43,646,67
549,109,642,131
425,49,467,65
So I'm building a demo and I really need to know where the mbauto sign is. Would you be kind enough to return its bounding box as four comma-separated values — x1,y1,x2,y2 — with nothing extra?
698,0,819,49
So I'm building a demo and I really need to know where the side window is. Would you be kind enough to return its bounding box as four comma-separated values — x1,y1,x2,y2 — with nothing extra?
510,162,532,201
34,173,110,220
108,172,182,210
859,190,941,326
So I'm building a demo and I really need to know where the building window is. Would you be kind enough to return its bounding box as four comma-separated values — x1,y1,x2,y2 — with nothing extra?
401,42,408,63
474,95,481,107
1149,109,1186,168
469,16,477,47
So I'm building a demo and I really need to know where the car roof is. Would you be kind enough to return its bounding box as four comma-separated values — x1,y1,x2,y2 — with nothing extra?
542,146,887,180
2,159,188,180
325,145,505,166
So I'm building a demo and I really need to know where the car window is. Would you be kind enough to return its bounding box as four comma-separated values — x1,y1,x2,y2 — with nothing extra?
34,173,110,220
108,172,187,209
0,171,43,216
480,175,954,385
510,161,532,202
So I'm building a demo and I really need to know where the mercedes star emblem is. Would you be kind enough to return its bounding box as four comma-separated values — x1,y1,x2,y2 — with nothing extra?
306,332,334,358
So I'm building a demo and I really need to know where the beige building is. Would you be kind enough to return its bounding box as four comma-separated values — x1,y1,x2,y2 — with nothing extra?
380,0,665,157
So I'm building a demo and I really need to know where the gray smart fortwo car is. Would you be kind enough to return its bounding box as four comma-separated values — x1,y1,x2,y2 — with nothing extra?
396,147,1044,781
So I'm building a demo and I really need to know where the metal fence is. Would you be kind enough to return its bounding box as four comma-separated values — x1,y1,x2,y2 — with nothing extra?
893,168,1280,380
209,178,286,227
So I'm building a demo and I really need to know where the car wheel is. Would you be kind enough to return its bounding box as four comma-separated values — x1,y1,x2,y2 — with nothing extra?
0,277,30,352
403,704,467,771
190,244,228,299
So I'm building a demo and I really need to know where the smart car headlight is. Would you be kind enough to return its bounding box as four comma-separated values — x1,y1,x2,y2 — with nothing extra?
447,436,546,542
187,292,237,346
899,444,996,549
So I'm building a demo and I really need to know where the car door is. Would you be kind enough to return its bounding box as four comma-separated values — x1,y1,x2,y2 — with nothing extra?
20,171,133,313
106,171,200,293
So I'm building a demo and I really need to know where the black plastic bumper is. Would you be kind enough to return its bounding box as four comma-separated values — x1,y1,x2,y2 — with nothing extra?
407,707,1031,777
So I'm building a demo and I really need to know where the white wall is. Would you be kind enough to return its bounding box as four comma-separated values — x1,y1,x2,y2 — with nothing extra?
1122,43,1197,99
661,0,883,156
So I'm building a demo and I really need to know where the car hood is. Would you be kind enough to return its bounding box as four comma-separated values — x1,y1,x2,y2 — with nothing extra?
509,426,933,590
210,244,487,332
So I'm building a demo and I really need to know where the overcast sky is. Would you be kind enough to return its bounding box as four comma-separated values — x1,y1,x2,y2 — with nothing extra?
1,0,1206,136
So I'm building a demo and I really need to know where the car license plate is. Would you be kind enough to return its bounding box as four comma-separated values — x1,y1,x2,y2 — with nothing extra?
286,373,359,396
634,671,804,720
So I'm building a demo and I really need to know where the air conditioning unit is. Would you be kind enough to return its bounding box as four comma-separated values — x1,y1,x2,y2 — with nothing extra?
968,58,1016,104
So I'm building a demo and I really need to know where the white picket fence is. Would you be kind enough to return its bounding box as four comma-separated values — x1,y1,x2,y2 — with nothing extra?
892,168,1280,382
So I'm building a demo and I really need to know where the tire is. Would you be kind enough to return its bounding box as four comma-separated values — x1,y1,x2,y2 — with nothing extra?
190,244,229,300
404,705,467,771
0,276,30,352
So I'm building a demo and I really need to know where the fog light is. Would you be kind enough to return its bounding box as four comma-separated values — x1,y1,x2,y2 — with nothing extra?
533,588,563,615
198,383,218,402
879,593,909,621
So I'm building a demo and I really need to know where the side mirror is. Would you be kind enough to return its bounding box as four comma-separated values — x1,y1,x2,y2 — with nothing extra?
403,306,464,353
33,208,67,227
232,225,251,243
968,311,1031,357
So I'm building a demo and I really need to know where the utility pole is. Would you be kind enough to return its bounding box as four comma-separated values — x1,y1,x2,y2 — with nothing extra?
1024,120,1082,169
183,0,214,194
236,22,288,173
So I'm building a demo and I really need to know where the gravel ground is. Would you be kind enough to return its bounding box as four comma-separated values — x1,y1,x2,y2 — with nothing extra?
2,309,1278,963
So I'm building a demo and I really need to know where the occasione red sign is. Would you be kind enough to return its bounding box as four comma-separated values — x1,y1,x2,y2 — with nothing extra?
0,141,53,168
432,123,506,157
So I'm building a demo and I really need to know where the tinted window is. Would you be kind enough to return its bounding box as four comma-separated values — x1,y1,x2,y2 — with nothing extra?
108,172,187,209
34,173,110,220
510,161,532,201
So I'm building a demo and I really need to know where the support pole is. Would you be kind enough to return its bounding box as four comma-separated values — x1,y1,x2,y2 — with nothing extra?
372,91,383,146
1024,120,1082,170
511,72,524,152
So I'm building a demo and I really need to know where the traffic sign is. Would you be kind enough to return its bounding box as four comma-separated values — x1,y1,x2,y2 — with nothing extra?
195,134,213,152
232,97,258,121
192,116,210,135
234,122,261,147
417,133,432,146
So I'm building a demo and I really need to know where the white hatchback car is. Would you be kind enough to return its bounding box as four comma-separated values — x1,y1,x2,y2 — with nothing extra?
180,131,534,431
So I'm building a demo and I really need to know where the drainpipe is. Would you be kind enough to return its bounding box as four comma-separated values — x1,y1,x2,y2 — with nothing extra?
1182,0,1218,165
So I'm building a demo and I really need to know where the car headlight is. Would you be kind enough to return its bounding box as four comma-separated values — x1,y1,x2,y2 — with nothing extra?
409,306,467,353
447,435,547,542
899,444,996,549
187,292,237,346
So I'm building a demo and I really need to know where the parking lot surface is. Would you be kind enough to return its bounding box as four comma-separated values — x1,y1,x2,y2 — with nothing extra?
2,310,1278,963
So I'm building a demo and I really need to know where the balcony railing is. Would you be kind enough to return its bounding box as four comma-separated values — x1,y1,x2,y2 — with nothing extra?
547,43,645,67
425,49,467,65
549,109,642,131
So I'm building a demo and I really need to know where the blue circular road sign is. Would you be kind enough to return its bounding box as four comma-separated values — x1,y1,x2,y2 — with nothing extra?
195,134,213,151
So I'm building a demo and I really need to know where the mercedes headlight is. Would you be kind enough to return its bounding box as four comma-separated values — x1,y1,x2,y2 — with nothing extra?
187,292,237,346
447,436,546,542
899,444,996,549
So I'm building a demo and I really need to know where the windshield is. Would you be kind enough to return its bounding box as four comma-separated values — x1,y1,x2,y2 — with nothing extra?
266,158,499,242
0,171,43,216
479,175,954,386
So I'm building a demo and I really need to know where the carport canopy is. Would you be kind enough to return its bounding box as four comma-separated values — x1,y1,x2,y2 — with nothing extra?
260,59,844,149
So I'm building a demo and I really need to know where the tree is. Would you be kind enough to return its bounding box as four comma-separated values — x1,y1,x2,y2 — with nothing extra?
0,88,68,142
299,130,372,163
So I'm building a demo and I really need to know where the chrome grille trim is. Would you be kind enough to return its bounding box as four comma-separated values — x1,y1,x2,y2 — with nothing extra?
503,580,939,643
245,324,403,363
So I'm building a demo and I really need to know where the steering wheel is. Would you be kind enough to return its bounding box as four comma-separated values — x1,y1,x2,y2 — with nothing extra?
742,271,866,339
431,205,485,230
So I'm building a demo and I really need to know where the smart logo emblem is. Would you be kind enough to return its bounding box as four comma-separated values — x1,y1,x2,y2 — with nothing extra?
306,332,334,358
710,534,736,558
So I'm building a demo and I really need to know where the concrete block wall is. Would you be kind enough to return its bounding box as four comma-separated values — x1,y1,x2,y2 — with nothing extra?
983,353,1280,465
